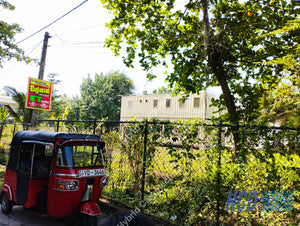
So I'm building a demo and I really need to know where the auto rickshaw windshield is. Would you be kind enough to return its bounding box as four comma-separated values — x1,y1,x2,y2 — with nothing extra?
55,142,105,168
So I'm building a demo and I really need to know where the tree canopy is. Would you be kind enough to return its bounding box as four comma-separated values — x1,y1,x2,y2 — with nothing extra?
0,1,31,67
101,0,299,125
3,86,32,129
39,73,69,120
68,71,135,121
259,19,300,127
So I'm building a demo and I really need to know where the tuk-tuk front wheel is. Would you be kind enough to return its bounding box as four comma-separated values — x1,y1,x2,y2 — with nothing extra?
0,193,13,214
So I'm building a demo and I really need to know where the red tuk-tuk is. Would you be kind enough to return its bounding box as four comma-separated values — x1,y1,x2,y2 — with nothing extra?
0,131,109,225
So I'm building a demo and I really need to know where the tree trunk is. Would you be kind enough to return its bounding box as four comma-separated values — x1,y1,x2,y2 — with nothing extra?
201,0,240,154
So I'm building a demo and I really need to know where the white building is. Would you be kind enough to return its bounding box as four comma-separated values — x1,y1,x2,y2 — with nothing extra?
0,96,16,107
120,92,221,121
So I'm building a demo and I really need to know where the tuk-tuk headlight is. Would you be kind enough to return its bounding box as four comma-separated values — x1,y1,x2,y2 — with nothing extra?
65,180,80,191
100,176,109,187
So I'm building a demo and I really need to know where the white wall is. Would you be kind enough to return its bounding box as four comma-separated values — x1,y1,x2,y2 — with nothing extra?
120,92,221,121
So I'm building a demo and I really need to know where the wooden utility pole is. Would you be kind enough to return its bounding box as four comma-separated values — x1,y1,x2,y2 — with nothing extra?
31,31,50,128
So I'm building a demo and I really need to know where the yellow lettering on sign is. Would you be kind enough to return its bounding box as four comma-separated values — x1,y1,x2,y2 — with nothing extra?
30,85,50,95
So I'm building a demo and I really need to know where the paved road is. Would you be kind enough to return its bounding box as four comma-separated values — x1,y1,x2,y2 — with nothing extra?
0,200,167,226
0,200,120,226
0,206,80,226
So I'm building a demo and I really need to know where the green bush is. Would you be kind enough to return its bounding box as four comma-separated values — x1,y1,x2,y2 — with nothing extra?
101,119,299,225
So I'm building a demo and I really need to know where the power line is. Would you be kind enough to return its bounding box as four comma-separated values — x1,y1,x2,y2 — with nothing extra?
0,40,43,80
59,23,107,35
54,41,106,45
26,40,44,54
16,0,88,45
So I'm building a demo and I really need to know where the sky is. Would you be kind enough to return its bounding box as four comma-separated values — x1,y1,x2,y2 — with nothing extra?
0,0,171,97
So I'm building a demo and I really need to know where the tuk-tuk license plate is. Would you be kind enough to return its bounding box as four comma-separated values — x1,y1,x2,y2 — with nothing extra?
78,169,105,178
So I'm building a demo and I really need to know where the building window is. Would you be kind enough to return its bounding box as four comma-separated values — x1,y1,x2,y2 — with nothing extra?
193,97,200,108
128,101,133,109
153,99,158,108
166,99,171,108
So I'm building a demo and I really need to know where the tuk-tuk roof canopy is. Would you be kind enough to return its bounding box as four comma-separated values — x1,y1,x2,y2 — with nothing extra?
7,131,102,170
12,131,101,143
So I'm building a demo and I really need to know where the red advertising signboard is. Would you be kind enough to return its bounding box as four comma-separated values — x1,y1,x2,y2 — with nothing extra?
25,77,53,111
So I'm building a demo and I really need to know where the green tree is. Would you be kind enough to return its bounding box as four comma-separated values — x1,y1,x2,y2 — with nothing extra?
0,1,31,67
261,19,300,79
69,71,134,121
39,73,69,120
101,0,299,149
259,19,300,126
68,96,83,121
152,86,173,94
3,86,32,129
0,106,8,140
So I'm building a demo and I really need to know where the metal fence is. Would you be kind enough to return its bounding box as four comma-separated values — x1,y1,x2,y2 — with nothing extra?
0,119,299,225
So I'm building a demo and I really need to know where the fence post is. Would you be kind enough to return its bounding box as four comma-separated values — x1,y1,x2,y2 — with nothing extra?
141,119,148,211
216,121,222,226
13,122,16,136
93,120,96,135
0,121,4,141
56,119,60,132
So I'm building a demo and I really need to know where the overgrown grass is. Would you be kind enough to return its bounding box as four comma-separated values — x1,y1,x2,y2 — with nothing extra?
0,164,6,188
0,124,15,147
1,121,299,225
103,145,300,225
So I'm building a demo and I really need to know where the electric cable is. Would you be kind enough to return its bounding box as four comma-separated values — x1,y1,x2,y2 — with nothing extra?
59,23,107,35
0,40,43,80
16,0,88,45
26,40,43,55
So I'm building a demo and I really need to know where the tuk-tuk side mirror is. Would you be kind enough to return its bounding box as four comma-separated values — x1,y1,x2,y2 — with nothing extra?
45,143,54,156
